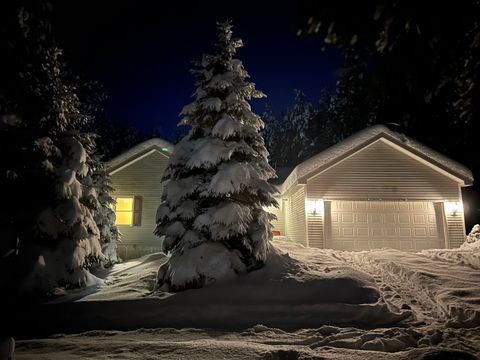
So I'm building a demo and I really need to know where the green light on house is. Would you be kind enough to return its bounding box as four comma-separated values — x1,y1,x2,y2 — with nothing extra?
161,147,169,152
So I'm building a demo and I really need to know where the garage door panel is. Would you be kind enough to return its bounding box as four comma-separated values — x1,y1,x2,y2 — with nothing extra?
384,202,396,210
398,214,410,224
384,240,398,248
416,240,428,249
342,241,355,250
413,214,426,224
358,241,371,250
370,213,383,224
414,228,427,237
357,213,368,223
372,240,384,248
372,228,382,237
385,228,396,237
400,240,414,251
329,200,443,251
340,202,353,210
385,214,396,224
398,202,410,210
357,228,369,236
355,201,367,210
342,213,354,223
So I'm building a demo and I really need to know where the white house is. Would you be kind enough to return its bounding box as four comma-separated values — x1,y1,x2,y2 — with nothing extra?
107,125,473,259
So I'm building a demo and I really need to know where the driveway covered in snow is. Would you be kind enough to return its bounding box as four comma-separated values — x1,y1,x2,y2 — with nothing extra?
12,241,480,359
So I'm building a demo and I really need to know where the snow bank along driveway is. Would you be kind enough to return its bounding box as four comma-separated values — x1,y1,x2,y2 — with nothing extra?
13,241,480,359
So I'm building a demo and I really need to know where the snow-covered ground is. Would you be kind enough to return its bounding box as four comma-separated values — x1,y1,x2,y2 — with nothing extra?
13,240,480,359
14,325,480,359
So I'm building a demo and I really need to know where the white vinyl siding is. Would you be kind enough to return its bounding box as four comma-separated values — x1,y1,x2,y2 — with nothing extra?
110,150,169,259
306,200,324,248
285,187,307,246
306,140,460,201
445,202,466,248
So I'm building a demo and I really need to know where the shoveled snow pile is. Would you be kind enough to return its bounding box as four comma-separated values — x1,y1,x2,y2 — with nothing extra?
463,224,480,249
420,225,480,270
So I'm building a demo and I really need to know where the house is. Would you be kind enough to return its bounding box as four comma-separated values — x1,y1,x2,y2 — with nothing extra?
268,125,473,251
106,138,173,259
107,125,473,259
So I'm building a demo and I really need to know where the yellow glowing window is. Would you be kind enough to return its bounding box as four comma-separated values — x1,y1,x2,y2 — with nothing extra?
115,197,134,225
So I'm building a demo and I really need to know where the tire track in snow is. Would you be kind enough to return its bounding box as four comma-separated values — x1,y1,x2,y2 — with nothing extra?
340,249,480,328
340,251,440,325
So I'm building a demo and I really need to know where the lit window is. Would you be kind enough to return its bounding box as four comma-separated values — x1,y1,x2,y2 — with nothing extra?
115,197,134,225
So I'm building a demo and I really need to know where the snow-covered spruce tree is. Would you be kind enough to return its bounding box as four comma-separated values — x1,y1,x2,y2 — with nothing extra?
82,154,120,266
287,90,316,162
267,90,317,168
155,22,277,291
32,48,104,289
261,105,284,169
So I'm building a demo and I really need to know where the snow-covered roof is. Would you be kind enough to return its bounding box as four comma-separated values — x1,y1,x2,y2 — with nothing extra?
281,125,473,194
106,138,173,174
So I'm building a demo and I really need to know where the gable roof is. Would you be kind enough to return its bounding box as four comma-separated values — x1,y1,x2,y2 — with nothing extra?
281,125,473,194
106,138,173,174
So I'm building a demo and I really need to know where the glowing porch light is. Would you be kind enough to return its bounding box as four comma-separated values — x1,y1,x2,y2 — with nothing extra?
444,201,462,216
306,199,324,216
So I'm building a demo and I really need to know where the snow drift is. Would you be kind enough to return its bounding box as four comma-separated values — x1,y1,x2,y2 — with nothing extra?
8,242,411,338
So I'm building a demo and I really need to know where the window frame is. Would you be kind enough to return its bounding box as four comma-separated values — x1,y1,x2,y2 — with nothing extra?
114,196,135,226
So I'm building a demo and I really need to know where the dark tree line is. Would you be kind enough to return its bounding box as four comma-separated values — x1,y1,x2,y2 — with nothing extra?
263,68,380,171
294,0,479,164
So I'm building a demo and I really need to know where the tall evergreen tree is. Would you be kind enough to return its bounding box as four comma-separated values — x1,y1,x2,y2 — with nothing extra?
31,48,104,289
287,90,317,161
262,105,283,169
155,22,277,291
305,89,337,155
324,51,379,142
0,3,118,291
84,155,120,266
263,91,318,169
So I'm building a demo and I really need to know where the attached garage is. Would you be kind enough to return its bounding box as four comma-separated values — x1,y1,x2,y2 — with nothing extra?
276,125,473,251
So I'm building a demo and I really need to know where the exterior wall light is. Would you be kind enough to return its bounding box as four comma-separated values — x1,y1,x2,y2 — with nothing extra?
444,201,462,216
306,199,324,216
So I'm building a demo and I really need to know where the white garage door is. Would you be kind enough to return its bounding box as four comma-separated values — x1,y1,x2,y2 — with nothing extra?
328,201,444,251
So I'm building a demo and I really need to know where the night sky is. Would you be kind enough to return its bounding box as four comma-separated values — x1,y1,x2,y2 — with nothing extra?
51,1,341,141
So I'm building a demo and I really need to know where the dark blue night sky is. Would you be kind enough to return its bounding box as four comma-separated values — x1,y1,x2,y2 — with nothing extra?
53,1,342,142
